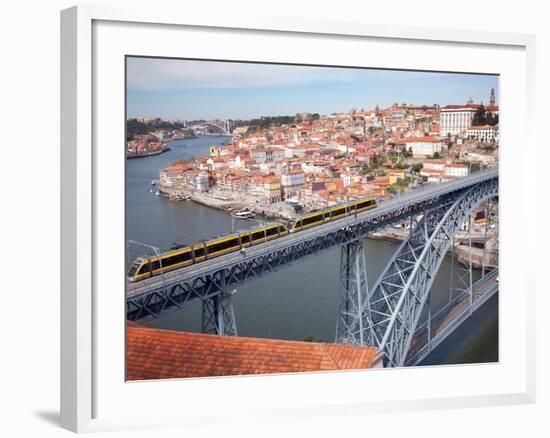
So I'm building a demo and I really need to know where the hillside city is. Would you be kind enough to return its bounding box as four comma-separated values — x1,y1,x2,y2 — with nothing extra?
127,89,499,221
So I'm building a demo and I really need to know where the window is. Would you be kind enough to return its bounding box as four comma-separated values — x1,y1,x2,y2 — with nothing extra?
251,229,267,241
330,207,346,218
137,262,151,275
302,213,323,227
208,237,239,254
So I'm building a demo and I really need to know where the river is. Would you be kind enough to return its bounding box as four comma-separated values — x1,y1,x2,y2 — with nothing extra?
126,135,498,366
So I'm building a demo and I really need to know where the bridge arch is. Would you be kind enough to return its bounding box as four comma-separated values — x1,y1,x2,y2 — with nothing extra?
195,122,231,135
339,178,498,367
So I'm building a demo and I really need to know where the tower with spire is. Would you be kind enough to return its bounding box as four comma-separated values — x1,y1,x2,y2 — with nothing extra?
489,88,496,106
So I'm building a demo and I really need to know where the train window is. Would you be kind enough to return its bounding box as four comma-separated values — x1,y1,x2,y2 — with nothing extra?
265,226,279,237
163,250,192,267
302,214,323,227
278,225,288,233
251,229,267,241
209,237,239,254
194,246,205,258
161,255,175,267
330,207,346,218
240,234,250,244
137,263,150,275
127,262,141,276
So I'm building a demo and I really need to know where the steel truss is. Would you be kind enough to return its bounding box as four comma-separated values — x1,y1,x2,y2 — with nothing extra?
127,174,498,342
339,178,498,367
202,290,238,336
336,241,369,344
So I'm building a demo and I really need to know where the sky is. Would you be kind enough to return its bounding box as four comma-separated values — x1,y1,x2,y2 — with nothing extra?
126,57,499,121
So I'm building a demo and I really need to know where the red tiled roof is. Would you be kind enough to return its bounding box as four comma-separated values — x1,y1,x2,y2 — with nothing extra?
441,104,481,110
126,323,382,380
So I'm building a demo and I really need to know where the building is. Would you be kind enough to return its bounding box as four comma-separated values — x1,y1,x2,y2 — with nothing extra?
249,148,285,163
196,171,209,192
281,169,305,199
263,177,282,204
466,125,498,143
387,169,406,184
440,105,478,136
423,159,446,172
159,164,190,189
406,137,443,158
420,168,443,183
443,163,469,178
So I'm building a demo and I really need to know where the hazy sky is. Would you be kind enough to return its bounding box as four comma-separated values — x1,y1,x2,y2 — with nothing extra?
126,57,499,120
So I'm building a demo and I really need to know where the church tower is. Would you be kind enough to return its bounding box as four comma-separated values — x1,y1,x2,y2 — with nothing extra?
490,88,496,106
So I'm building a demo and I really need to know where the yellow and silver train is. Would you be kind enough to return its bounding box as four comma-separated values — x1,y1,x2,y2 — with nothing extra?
127,197,377,282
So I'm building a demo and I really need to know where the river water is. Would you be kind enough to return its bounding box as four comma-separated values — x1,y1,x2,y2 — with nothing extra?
126,135,498,366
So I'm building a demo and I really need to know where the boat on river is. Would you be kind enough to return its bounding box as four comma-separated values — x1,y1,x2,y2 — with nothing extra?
232,208,256,219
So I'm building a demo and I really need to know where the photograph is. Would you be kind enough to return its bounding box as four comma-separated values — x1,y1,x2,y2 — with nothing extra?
124,57,500,380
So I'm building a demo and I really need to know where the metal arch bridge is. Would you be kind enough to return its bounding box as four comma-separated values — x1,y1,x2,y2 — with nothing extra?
193,121,231,135
126,168,499,367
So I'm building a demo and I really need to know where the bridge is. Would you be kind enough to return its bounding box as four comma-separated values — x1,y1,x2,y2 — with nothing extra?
192,120,232,135
126,168,498,367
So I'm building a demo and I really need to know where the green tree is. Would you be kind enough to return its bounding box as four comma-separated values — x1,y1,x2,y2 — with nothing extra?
472,105,487,125
389,184,400,195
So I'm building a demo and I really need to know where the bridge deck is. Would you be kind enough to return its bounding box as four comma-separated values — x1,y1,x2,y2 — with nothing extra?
127,169,498,300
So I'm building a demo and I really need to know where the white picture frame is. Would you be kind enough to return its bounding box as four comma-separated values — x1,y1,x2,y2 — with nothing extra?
60,5,536,433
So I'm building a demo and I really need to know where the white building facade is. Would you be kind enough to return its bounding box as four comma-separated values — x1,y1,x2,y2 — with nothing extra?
466,125,498,142
440,105,478,137
407,137,443,158
281,170,305,199
443,164,469,178
196,171,209,192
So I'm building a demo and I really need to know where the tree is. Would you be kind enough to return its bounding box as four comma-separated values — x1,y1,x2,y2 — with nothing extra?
412,163,423,173
389,184,400,195
472,105,487,125
432,152,441,159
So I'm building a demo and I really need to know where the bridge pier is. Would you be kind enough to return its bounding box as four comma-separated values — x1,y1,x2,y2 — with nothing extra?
335,240,369,344
201,290,238,336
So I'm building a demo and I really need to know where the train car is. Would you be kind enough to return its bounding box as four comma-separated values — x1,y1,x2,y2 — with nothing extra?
288,197,377,233
127,223,288,282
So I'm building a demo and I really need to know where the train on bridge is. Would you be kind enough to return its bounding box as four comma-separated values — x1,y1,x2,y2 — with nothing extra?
127,197,377,282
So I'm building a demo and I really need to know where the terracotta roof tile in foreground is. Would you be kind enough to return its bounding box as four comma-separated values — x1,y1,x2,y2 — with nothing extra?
126,323,383,381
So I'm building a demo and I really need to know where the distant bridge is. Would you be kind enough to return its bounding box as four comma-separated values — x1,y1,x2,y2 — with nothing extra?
192,121,232,135
126,168,498,367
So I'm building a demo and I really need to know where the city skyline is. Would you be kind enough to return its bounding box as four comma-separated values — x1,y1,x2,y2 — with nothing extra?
126,57,499,121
